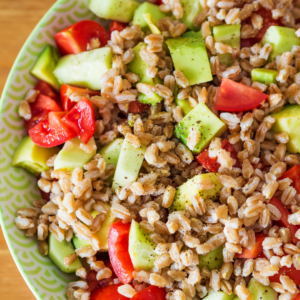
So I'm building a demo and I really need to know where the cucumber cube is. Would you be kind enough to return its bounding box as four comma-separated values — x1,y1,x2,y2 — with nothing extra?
54,47,112,90
166,37,212,85
213,24,241,67
175,102,226,154
133,2,167,31
180,0,203,31
251,68,278,85
262,26,300,61
89,0,140,23
31,45,61,91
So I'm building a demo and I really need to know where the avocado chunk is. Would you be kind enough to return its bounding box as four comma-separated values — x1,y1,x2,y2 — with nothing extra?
171,173,223,211
89,0,140,23
73,206,117,251
54,47,112,90
166,37,212,85
198,245,223,270
203,291,235,300
54,137,97,171
31,45,60,91
127,42,162,105
180,0,203,31
270,104,300,153
251,68,278,85
248,278,277,300
99,138,124,167
182,30,203,39
12,136,60,175
129,219,157,271
262,26,300,61
133,2,167,32
175,102,227,154
174,83,193,116
48,233,82,273
112,135,146,191
213,24,241,67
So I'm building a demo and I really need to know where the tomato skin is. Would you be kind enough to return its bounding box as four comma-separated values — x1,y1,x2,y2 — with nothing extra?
108,221,134,284
235,234,266,259
60,84,100,111
90,284,129,300
109,21,128,35
35,80,60,102
62,98,95,144
215,78,268,112
280,164,300,182
270,265,300,285
196,139,240,172
241,8,282,47
29,111,76,148
131,286,166,300
25,94,63,130
128,100,150,114
270,198,299,244
55,20,109,55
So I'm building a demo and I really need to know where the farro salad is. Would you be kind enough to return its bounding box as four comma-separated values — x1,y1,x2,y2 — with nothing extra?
11,0,300,299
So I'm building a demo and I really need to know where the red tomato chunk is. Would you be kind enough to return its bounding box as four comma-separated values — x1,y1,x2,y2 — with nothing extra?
131,286,166,300
235,234,266,259
55,20,109,55
108,221,134,284
214,78,268,112
90,284,129,300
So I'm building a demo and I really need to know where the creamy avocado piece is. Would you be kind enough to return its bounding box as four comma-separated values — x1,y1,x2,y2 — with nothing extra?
99,138,124,167
73,206,117,251
262,26,300,61
12,136,60,175
180,0,203,31
270,105,300,153
49,233,82,273
213,24,241,67
251,68,278,85
129,219,157,271
203,290,236,300
175,102,227,154
54,137,97,171
112,135,146,191
89,0,140,23
171,173,223,211
166,37,212,85
127,42,162,105
54,47,113,90
31,45,60,91
198,245,223,270
133,2,167,31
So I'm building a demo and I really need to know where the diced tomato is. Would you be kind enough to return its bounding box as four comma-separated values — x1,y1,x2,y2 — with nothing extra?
196,139,240,172
214,78,268,112
270,265,300,285
25,94,63,130
270,198,299,244
241,8,282,47
62,97,95,144
294,293,300,300
60,84,100,111
131,286,166,300
55,20,109,55
294,179,300,194
29,111,76,148
108,221,134,284
235,234,266,259
90,284,129,300
128,100,150,114
35,80,59,102
280,164,300,182
109,21,128,35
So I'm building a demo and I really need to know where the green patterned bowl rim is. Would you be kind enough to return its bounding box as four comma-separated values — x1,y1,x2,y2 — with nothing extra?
0,1,109,299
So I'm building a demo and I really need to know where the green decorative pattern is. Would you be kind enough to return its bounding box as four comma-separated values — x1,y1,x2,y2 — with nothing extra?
0,0,109,299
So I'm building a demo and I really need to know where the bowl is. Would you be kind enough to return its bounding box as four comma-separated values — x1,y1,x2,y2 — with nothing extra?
0,0,109,298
